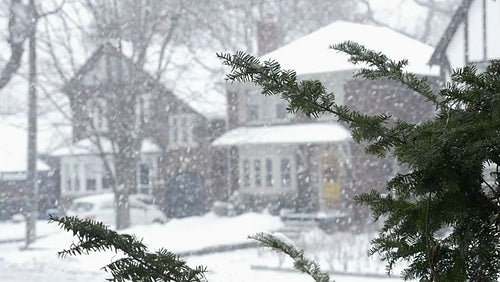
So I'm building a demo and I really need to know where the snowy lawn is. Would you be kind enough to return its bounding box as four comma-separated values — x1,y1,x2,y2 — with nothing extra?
0,220,61,242
0,212,402,281
189,249,401,282
128,212,282,252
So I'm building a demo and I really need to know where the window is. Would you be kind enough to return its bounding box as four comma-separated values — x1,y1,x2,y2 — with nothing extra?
247,104,259,121
240,154,295,191
169,114,195,147
137,95,151,123
172,118,178,143
276,103,288,119
90,98,108,132
254,160,261,187
85,163,97,191
243,159,250,187
139,163,150,186
281,158,291,188
72,162,80,191
64,162,72,191
180,117,188,142
266,158,273,187
102,166,113,190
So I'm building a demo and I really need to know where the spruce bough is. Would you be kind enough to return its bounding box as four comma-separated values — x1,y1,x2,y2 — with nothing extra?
51,216,332,281
218,41,500,281
50,216,208,282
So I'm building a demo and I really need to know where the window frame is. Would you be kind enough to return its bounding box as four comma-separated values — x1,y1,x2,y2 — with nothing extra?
239,149,296,192
168,114,197,148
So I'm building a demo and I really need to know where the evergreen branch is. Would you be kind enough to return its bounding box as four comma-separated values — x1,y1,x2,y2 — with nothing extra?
50,216,207,282
250,233,333,282
217,51,408,155
330,41,441,109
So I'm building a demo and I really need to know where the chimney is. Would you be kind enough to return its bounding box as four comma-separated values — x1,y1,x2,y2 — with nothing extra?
257,14,280,56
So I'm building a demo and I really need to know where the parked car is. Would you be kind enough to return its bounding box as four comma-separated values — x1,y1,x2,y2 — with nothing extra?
66,193,167,227
10,213,25,223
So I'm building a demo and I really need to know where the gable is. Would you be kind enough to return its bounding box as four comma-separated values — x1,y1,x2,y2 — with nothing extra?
430,0,500,69
260,21,439,76
63,44,223,120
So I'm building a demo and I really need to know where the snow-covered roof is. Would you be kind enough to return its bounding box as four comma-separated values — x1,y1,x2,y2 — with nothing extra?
260,21,440,76
51,137,161,157
0,121,51,173
212,123,350,146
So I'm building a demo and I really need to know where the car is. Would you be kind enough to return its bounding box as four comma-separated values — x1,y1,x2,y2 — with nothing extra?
10,213,25,223
66,193,167,227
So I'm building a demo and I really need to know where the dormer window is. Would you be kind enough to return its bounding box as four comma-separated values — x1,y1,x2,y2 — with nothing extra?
89,98,108,132
168,114,197,147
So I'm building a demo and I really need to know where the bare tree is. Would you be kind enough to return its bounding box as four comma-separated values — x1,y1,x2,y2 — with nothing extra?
39,0,204,229
0,0,30,90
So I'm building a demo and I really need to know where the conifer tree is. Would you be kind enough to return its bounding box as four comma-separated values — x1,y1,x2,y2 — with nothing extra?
217,42,500,281
50,216,208,282
51,216,334,282
251,233,333,282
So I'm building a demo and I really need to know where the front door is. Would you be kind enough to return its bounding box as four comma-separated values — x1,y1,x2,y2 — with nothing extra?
322,154,342,210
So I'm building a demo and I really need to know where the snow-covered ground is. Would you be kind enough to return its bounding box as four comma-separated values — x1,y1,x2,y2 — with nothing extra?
0,220,61,242
0,212,402,281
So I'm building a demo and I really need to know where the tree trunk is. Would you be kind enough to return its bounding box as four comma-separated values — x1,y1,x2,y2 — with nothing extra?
112,78,141,230
114,153,137,229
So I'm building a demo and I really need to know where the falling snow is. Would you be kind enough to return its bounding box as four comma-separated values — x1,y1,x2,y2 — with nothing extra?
0,0,494,281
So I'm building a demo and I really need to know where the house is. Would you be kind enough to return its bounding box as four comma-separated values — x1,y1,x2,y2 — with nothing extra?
52,44,226,218
429,0,500,76
0,121,59,220
213,21,439,225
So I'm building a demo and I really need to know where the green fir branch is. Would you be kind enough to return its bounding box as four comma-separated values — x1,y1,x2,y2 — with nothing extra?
217,51,408,157
330,41,441,109
50,216,207,282
250,232,333,282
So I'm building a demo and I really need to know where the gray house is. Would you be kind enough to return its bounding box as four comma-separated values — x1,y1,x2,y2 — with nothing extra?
53,44,226,217
214,21,438,225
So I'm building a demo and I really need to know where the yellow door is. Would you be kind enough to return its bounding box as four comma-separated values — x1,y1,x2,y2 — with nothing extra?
322,155,341,210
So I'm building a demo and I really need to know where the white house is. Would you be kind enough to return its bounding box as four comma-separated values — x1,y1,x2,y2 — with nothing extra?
52,138,161,199
429,0,500,76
